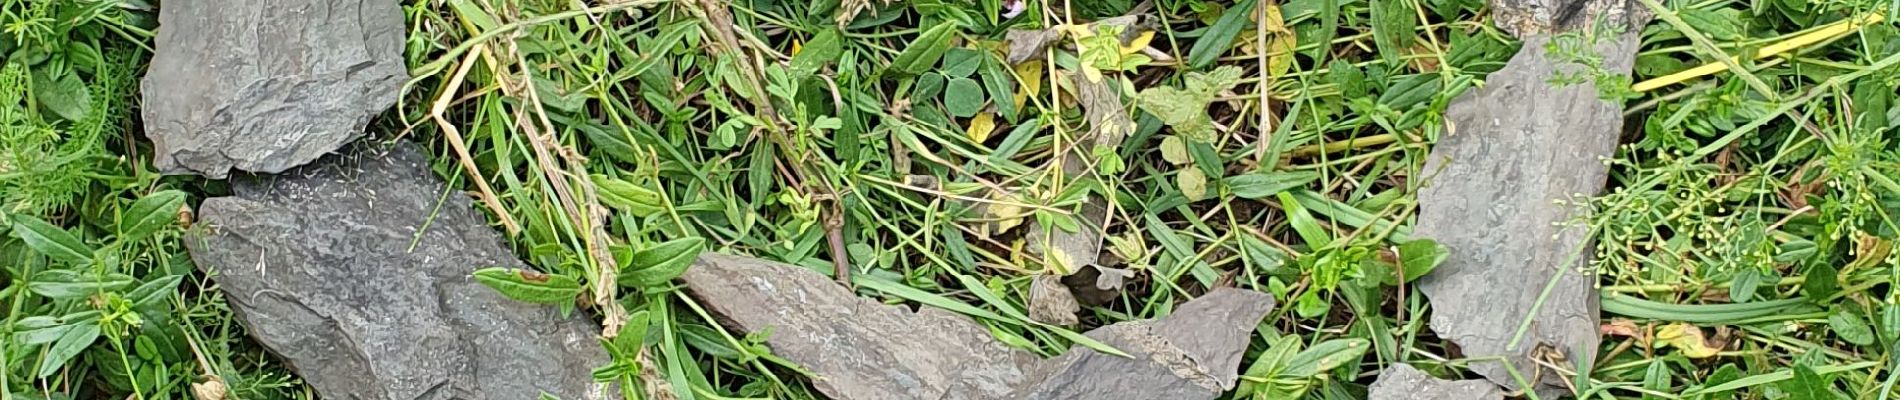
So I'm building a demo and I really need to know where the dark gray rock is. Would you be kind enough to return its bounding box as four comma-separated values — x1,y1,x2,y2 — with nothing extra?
142,0,407,178
1413,5,1648,396
681,253,1037,400
1368,364,1504,400
1012,288,1274,400
186,143,611,400
680,255,1273,400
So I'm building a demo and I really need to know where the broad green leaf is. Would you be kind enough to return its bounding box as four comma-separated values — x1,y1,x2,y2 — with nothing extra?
887,21,960,77
27,270,134,300
621,237,706,287
1369,0,1416,65
1368,239,1448,285
32,66,91,121
1236,334,1302,396
127,274,185,310
978,55,1017,121
1778,365,1844,400
944,77,985,118
789,28,844,79
1802,262,1838,302
1186,0,1257,68
36,321,100,378
13,312,100,345
1225,171,1320,199
1829,310,1876,346
1276,192,1332,248
1281,338,1369,378
473,268,583,304
942,48,982,78
119,190,187,242
1729,267,1762,303
12,214,95,264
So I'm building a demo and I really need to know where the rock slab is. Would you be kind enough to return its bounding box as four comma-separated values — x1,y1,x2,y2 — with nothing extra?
1413,1,1648,396
187,143,611,400
143,0,407,178
680,254,1275,400
1368,364,1504,400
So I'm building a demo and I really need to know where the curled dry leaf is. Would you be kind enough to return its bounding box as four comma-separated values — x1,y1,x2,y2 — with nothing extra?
191,374,228,400
1656,323,1723,358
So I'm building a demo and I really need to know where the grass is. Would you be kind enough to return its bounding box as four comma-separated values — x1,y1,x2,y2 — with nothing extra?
1,0,1897,399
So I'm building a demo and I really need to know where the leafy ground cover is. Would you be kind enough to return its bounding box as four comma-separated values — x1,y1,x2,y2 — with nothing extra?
2,0,1898,399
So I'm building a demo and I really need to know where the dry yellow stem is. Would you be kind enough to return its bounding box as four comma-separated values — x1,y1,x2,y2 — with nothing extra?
1632,13,1884,92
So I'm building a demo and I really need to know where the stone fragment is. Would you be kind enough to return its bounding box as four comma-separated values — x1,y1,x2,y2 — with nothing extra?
187,143,610,400
1368,364,1505,400
1011,288,1274,400
1412,1,1649,396
681,253,1036,400
142,0,407,178
680,254,1274,400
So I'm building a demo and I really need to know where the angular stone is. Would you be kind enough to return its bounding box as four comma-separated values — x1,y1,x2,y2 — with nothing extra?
680,255,1273,400
1368,364,1504,400
1011,288,1274,399
1413,7,1647,396
186,143,611,400
681,253,1037,399
142,0,407,178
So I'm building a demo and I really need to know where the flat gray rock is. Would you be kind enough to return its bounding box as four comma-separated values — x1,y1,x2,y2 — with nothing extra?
1368,364,1504,400
186,143,611,400
1011,288,1273,399
142,0,407,178
680,255,1273,400
1413,4,1647,396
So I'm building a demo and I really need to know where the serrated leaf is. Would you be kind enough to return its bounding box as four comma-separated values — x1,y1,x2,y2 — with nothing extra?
944,77,985,118
11,214,94,265
473,268,583,304
120,190,187,242
621,237,706,287
32,66,91,121
1225,170,1320,199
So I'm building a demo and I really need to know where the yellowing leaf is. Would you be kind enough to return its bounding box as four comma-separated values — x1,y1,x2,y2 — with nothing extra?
986,191,1032,234
1263,5,1298,78
967,112,998,142
1012,60,1044,110
1657,323,1722,358
1160,136,1191,165
1121,31,1156,55
1179,168,1208,201
791,39,803,56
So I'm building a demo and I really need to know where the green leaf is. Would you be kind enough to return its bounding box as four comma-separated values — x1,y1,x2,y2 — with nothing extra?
1802,262,1838,302
119,190,187,242
26,269,133,300
789,28,844,79
978,55,1017,121
592,175,666,217
1276,192,1332,248
1139,66,1244,142
1829,310,1876,346
1236,334,1302,396
1369,0,1416,65
32,66,91,122
1778,365,1844,400
1281,338,1369,378
1730,266,1762,303
888,21,960,77
1370,239,1448,285
1178,167,1208,201
473,268,583,304
1225,171,1320,199
943,77,985,118
11,214,95,264
942,48,982,78
36,321,100,378
1186,0,1257,68
1159,136,1191,164
127,274,185,310
621,237,706,287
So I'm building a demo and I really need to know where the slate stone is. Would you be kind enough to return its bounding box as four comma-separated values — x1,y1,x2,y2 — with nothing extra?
186,143,612,400
1368,364,1504,400
1010,288,1274,399
681,253,1037,400
680,254,1274,400
142,0,407,178
1413,4,1648,396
